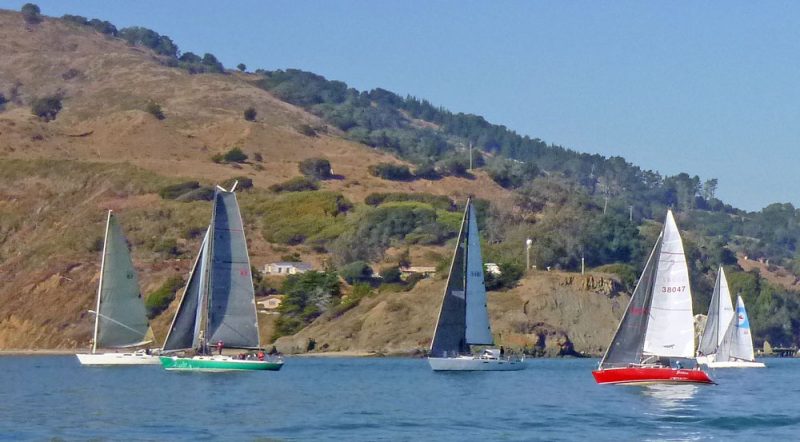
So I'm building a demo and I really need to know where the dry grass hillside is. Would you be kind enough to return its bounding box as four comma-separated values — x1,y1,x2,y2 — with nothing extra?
276,271,628,356
0,9,627,353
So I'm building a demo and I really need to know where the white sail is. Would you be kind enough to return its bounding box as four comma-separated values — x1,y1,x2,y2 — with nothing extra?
697,267,735,356
643,210,695,358
715,269,735,346
731,296,756,361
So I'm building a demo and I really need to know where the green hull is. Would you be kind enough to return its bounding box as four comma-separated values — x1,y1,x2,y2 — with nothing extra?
160,356,284,372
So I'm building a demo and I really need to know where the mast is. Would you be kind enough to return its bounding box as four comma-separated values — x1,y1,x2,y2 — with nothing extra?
91,210,112,354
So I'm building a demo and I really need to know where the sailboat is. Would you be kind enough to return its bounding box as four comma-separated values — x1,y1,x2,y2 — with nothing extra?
159,184,283,371
704,295,765,368
592,210,713,385
428,198,525,371
696,267,735,365
76,210,160,365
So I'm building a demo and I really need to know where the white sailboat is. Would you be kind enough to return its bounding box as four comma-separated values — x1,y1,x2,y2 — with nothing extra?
696,267,735,365
159,184,283,371
704,295,765,368
428,198,525,371
76,211,160,365
593,210,713,384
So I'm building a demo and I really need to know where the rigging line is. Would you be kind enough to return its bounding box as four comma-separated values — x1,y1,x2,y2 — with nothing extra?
88,310,148,338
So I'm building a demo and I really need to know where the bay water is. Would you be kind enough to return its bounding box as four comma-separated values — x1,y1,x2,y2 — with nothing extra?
1,356,797,440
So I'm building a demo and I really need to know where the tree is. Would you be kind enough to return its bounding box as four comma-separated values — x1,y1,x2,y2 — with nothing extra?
243,107,257,121
703,178,718,200
339,261,373,284
21,3,42,24
237,63,247,72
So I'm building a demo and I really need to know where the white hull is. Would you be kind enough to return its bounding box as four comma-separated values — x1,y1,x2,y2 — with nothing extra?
76,351,161,366
706,360,766,368
695,355,712,365
428,355,526,371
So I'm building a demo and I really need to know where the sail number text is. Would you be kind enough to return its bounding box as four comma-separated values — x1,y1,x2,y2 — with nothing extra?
660,285,686,293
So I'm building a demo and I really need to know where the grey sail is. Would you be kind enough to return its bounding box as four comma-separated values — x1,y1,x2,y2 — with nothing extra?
697,270,722,356
464,201,493,345
162,228,209,352
429,201,469,357
96,212,154,348
206,189,260,349
715,315,736,362
599,231,662,368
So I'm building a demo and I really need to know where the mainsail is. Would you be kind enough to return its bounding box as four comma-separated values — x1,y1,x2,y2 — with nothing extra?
716,295,756,362
430,199,492,357
161,186,260,353
697,267,735,356
206,189,260,349
600,210,694,368
93,211,154,350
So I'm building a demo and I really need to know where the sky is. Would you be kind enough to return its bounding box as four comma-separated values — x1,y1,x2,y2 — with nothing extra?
3,1,799,211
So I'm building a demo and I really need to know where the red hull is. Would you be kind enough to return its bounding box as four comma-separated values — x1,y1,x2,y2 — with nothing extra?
592,367,714,385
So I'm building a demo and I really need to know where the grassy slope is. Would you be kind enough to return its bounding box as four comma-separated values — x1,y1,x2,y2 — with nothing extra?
0,10,620,352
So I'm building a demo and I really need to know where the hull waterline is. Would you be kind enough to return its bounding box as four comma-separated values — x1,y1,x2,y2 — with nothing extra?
76,352,161,366
428,356,526,371
592,367,714,385
160,355,284,372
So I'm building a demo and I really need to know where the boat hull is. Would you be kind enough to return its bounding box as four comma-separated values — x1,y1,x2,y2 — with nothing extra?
160,355,284,372
592,367,714,385
428,356,526,371
76,352,161,366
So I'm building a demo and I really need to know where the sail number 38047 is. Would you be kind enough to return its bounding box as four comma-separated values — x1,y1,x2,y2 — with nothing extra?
661,286,686,293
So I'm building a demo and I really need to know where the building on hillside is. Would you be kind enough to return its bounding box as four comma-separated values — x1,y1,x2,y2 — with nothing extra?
257,295,283,312
484,263,501,275
264,262,313,275
399,266,437,279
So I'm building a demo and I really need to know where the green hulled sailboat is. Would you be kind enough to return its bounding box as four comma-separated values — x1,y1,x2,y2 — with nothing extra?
159,184,283,371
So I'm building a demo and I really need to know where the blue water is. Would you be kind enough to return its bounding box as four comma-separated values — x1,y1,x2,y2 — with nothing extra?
0,356,798,441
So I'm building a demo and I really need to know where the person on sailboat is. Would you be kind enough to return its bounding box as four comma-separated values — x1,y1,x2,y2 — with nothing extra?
216,340,224,355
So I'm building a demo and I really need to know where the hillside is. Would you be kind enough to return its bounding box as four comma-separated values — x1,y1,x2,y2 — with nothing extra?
3,6,800,352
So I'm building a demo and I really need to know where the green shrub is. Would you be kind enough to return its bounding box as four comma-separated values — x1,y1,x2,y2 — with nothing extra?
272,271,341,338
237,63,247,72
414,163,441,180
222,147,248,163
368,163,413,181
379,266,402,284
244,107,257,121
484,262,524,291
31,95,62,121
145,276,184,318
269,176,319,193
298,157,332,180
364,192,454,211
21,3,42,24
145,101,165,120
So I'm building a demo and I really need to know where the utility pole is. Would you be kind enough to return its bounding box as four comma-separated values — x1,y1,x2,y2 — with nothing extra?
469,142,473,172
629,205,633,222
526,238,532,272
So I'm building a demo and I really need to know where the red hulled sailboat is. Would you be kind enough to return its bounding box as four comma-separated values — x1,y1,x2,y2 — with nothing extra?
592,210,713,385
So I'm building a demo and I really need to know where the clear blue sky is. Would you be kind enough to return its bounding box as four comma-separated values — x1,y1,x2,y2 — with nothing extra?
4,1,799,211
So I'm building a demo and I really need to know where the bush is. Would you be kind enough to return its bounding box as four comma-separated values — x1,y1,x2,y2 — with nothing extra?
237,63,247,72
259,191,351,245
269,176,319,193
21,3,42,24
244,107,257,121
364,192,454,211
223,147,248,163
158,181,199,199
379,266,402,284
145,101,165,120
62,14,88,26
339,261,373,284
145,276,184,318
31,95,62,121
296,124,317,137
298,158,332,180
368,162,413,181
221,176,253,191
175,187,214,202
484,262,524,291
414,163,441,180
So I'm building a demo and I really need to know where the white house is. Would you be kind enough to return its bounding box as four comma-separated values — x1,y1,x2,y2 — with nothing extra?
264,262,313,275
